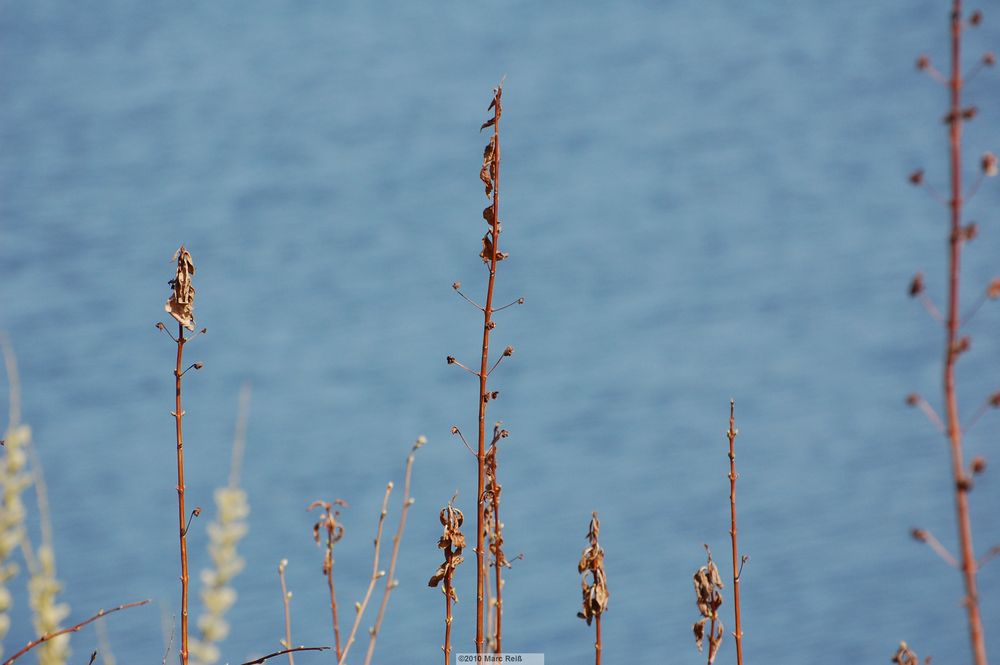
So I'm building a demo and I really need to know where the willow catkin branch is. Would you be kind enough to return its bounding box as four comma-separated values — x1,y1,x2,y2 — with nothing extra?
337,484,393,665
277,560,294,665
2,601,149,665
363,437,425,665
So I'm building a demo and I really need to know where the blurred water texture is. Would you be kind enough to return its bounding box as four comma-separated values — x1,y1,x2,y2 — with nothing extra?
1,1,999,662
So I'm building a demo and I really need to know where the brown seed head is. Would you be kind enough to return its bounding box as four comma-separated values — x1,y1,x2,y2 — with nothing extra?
987,279,1000,299
989,391,1000,407
971,456,987,475
165,246,197,331
905,393,921,407
982,152,998,176
916,54,931,70
909,169,924,185
909,273,924,297
970,10,983,26
892,641,920,665
910,528,927,542
984,52,996,66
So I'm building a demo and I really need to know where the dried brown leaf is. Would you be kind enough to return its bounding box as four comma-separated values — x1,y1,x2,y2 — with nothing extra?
166,246,196,331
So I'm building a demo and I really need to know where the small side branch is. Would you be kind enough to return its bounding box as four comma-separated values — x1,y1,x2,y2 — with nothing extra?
446,356,481,378
962,391,1000,432
911,528,959,568
977,545,1000,570
3,600,150,665
493,297,524,313
487,346,514,377
452,282,485,312
450,427,476,456
238,647,331,665
278,560,295,665
905,394,946,434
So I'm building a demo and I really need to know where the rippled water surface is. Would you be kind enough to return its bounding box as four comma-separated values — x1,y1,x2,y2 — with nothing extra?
2,1,999,663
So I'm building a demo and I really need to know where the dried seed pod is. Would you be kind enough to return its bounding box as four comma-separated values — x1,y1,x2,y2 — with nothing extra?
429,502,465,601
692,547,724,662
981,152,998,176
909,273,924,297
576,512,609,626
891,641,920,665
166,246,196,331
909,169,925,185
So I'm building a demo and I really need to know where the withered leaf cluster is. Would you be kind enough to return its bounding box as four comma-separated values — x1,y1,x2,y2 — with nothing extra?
478,85,508,264
308,499,347,577
692,548,724,662
577,512,609,626
483,436,510,571
166,245,197,331
429,502,465,601
891,641,930,665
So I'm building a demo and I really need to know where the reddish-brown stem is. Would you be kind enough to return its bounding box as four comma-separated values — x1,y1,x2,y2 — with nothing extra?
173,323,190,665
475,88,502,656
594,615,602,665
443,587,454,665
278,560,294,665
327,562,341,661
364,440,423,665
338,484,392,665
706,615,717,665
727,401,745,665
942,3,988,662
3,600,149,665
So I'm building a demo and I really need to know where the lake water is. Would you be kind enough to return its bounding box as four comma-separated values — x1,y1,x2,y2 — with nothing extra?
1,1,999,663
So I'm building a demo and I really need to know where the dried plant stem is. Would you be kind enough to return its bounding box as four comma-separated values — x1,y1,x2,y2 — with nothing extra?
277,560,294,665
942,3,987,663
444,591,454,665
474,84,503,656
237,647,330,665
492,491,503,654
364,438,424,665
726,401,744,665
337,484,393,665
2,600,149,665
173,324,191,665
595,615,601,665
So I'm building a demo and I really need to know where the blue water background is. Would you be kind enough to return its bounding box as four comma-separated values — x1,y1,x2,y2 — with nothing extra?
1,1,999,663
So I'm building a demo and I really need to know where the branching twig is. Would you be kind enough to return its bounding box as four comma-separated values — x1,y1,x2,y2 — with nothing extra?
237,647,330,665
364,437,425,665
337,483,393,665
727,401,745,665
308,499,347,661
912,528,959,568
3,600,149,665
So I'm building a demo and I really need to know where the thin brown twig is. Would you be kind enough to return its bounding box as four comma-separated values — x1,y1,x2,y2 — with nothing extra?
364,437,425,665
450,427,476,457
727,401,745,665
474,81,504,656
939,4,988,661
977,545,1000,569
308,499,347,661
237,647,330,665
337,483,393,665
277,559,294,665
3,600,149,665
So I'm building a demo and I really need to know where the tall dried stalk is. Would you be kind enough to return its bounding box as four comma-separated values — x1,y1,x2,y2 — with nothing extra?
337,483,392,665
308,500,346,661
429,498,465,665
448,80,521,655
483,425,510,653
363,436,425,665
159,246,205,665
907,5,997,663
577,513,608,665
726,402,746,665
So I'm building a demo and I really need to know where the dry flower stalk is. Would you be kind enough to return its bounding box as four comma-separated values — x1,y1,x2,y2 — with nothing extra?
577,512,608,665
337,483,393,665
692,546,724,665
726,401,746,665
277,560,294,665
363,436,425,665
907,4,996,663
308,499,346,661
429,498,465,665
446,80,522,655
3,600,149,665
161,245,205,665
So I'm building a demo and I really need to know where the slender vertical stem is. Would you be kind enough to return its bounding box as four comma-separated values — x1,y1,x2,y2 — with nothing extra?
727,401,744,665
278,561,294,665
475,95,501,656
943,3,988,663
173,324,189,665
706,614,717,665
594,615,601,665
443,588,453,665
327,563,341,662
